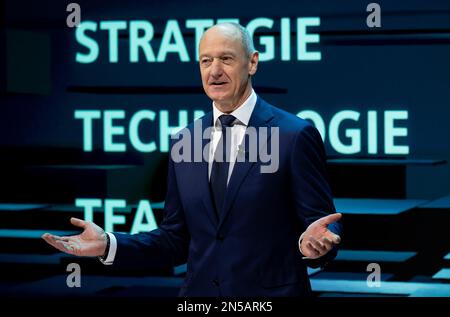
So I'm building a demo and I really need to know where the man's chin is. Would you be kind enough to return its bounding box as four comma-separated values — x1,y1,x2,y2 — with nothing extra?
208,92,230,104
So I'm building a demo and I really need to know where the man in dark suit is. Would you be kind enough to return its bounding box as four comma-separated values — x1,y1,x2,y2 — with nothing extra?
43,22,342,297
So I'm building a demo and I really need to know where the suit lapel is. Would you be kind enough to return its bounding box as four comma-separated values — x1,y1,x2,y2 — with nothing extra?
218,97,275,229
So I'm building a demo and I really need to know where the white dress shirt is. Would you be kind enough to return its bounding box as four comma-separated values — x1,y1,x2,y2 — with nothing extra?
100,90,257,265
209,90,257,183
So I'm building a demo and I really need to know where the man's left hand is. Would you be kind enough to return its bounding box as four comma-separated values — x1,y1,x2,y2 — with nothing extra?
299,213,342,259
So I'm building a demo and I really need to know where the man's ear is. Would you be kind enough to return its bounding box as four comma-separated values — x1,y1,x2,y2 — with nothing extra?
248,51,259,76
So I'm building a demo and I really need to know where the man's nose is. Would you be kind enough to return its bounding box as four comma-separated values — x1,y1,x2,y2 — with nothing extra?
210,59,223,78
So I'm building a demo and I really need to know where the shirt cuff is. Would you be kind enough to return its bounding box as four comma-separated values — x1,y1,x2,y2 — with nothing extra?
99,232,117,265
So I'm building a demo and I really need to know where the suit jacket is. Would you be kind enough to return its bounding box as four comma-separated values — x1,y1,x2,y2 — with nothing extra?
113,97,342,297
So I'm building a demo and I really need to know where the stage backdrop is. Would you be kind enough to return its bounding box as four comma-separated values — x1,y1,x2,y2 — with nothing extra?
1,0,450,234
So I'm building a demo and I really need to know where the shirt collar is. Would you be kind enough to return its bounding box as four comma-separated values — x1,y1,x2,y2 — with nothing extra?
212,89,257,128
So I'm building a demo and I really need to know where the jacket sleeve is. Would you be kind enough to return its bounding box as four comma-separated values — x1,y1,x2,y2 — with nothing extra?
290,123,343,268
112,148,190,271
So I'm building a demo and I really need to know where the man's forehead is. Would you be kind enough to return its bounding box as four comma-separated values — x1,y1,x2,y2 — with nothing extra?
199,49,238,58
199,33,244,56
201,33,239,46
200,25,242,44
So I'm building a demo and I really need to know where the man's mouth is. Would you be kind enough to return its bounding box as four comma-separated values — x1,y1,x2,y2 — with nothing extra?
210,82,228,86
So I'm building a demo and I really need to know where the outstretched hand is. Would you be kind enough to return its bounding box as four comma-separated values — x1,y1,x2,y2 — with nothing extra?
299,213,342,259
42,217,107,257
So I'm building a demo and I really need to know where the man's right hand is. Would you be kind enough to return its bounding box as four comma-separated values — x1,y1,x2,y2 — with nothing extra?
42,217,107,257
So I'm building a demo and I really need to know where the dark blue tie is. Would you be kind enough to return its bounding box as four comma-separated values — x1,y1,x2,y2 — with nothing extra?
210,114,236,216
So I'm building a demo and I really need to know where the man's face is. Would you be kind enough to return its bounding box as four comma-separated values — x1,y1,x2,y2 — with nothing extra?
199,27,258,111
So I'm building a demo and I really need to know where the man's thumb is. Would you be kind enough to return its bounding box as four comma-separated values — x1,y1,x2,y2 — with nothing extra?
70,217,87,229
319,213,342,226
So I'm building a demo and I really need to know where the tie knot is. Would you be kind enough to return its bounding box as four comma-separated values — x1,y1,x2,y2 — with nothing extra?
218,115,236,128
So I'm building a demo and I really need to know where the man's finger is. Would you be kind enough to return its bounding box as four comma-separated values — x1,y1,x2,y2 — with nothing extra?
65,241,81,254
70,217,87,229
306,241,321,257
42,234,70,253
49,241,66,253
42,233,53,245
319,213,342,226
54,240,76,255
310,236,327,252
42,233,63,243
324,230,341,244
321,237,333,250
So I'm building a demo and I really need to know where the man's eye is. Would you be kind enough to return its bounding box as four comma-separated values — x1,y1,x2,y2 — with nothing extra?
201,58,211,66
221,56,233,64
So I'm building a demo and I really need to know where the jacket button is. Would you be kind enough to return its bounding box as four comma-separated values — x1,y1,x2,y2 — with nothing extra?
212,279,220,287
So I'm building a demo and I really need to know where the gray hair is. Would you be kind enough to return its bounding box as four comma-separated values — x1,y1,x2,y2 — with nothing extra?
207,22,256,57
